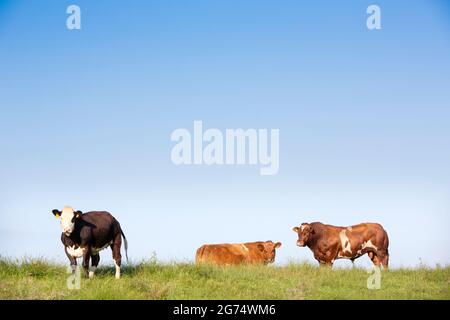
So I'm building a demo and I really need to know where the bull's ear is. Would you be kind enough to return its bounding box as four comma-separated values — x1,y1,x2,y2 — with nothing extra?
74,210,82,218
310,227,315,235
292,227,299,233
52,209,61,218
274,242,282,249
257,244,265,252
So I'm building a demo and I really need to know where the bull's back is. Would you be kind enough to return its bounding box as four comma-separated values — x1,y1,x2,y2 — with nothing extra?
350,222,389,250
351,223,387,237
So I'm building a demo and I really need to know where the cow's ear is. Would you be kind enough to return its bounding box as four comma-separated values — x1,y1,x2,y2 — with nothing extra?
74,210,82,218
257,244,265,252
52,209,61,218
310,227,315,235
292,227,299,233
274,242,282,249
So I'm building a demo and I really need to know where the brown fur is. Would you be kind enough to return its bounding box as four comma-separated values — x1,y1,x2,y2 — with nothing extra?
196,241,282,266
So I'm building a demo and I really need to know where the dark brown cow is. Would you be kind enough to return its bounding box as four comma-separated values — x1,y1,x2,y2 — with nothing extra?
52,206,128,279
196,241,282,266
292,222,389,268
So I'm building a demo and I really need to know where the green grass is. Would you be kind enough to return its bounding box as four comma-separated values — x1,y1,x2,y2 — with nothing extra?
0,257,449,300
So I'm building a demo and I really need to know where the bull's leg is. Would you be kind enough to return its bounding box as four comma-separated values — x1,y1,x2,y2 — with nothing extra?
82,247,91,278
377,250,389,270
351,258,355,268
382,254,389,270
370,253,381,267
89,254,100,279
111,234,122,279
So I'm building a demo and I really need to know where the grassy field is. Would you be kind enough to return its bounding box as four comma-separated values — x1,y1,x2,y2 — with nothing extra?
0,257,449,300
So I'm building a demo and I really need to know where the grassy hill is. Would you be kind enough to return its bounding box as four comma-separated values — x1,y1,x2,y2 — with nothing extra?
0,258,448,299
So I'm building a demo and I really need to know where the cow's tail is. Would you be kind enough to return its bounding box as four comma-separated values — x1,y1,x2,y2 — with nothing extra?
120,228,129,263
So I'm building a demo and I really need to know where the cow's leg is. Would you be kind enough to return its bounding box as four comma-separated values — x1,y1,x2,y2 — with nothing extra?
66,253,77,273
111,233,122,279
89,254,100,279
370,253,381,267
319,260,333,268
368,251,381,268
82,247,91,278
351,258,355,268
382,254,389,270
64,247,78,273
377,250,389,270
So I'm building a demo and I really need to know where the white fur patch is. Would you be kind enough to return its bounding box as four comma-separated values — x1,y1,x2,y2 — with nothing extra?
66,246,86,258
241,244,249,252
89,266,97,279
362,240,378,251
114,260,121,279
339,230,352,254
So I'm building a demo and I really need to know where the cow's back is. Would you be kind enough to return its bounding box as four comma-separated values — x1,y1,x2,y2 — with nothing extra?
79,211,118,247
195,244,247,265
81,211,115,225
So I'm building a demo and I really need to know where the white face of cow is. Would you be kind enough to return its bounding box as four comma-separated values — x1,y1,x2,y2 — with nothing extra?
292,223,314,247
52,206,82,236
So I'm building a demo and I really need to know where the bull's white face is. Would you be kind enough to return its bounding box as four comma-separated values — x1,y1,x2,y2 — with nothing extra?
52,206,82,236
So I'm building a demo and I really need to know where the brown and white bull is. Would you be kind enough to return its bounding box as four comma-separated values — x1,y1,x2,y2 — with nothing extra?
52,206,128,279
196,241,282,266
292,222,389,268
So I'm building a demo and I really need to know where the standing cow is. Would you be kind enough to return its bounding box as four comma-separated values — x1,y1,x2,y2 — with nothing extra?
292,222,389,269
196,241,282,266
52,206,128,279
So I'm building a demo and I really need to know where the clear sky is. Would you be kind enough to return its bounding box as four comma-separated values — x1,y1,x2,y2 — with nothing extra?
0,0,449,268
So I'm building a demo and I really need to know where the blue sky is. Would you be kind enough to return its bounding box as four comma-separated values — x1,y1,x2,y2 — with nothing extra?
0,0,449,268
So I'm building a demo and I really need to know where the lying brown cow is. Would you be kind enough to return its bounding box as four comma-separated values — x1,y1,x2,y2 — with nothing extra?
196,241,282,265
292,222,389,268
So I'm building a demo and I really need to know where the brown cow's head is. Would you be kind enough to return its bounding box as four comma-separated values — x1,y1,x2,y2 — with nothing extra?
52,206,82,236
292,223,314,247
257,241,282,264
